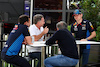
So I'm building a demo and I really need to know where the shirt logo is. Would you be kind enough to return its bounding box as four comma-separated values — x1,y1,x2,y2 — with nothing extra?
11,24,18,33
74,26,78,31
82,24,86,30
83,21,86,23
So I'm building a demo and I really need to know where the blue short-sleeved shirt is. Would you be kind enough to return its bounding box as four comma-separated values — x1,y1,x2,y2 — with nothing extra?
71,19,95,49
2,24,30,56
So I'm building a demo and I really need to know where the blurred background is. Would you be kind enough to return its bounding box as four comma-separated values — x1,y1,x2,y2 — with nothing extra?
0,0,100,67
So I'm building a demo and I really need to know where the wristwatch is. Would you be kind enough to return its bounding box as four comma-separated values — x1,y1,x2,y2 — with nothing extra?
86,38,88,41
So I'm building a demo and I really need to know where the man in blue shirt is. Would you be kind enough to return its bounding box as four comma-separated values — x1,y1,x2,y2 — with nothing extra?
71,9,96,67
44,21,79,67
1,15,33,67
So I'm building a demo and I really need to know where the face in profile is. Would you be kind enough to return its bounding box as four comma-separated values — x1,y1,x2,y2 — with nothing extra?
40,17,45,27
25,18,30,27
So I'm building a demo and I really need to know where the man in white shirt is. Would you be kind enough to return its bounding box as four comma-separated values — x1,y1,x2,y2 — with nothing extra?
27,14,49,67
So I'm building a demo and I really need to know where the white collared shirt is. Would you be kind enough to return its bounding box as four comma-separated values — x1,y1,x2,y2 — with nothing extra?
27,24,44,52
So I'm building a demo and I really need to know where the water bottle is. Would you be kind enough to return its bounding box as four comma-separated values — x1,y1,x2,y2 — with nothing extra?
31,36,34,43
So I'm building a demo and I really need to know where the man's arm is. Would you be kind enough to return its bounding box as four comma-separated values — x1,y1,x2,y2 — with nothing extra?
25,36,33,45
46,36,56,45
72,33,75,36
46,31,58,45
34,26,49,41
81,31,96,41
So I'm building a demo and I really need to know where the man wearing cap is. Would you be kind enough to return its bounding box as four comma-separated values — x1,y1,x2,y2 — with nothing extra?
71,9,96,67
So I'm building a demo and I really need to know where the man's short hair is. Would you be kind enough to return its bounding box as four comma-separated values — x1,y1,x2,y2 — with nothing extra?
56,21,67,30
33,14,44,24
18,14,29,24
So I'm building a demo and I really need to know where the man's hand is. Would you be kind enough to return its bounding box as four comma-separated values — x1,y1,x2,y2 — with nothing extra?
33,26,49,41
22,38,27,45
43,26,49,34
80,39,87,41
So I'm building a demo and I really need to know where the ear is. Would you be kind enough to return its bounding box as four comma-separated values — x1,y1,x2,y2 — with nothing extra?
81,14,83,17
57,28,59,30
24,21,27,25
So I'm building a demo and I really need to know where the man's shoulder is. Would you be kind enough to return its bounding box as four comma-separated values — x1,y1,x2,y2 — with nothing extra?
71,22,77,26
83,19,90,23
19,24,28,29
30,24,35,27
29,24,36,29
57,29,68,33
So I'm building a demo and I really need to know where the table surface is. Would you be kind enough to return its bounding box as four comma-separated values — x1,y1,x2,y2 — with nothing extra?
1,40,100,46
29,40,100,47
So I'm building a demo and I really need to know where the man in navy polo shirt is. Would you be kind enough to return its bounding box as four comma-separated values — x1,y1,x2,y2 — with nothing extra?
71,9,96,67
1,15,33,67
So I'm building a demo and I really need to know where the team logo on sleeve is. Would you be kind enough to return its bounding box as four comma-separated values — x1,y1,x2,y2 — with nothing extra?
11,25,18,33
89,22,94,29
73,22,77,26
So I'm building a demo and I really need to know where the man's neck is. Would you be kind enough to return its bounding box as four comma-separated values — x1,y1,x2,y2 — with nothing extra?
35,24,40,29
76,19,83,24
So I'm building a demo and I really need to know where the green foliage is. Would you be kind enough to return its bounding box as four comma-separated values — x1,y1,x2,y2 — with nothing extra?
67,25,71,31
95,22,100,41
80,0,100,41
80,0,100,25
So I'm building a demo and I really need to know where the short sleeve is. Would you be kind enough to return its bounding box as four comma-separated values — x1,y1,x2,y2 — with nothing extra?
29,25,37,36
87,22,95,32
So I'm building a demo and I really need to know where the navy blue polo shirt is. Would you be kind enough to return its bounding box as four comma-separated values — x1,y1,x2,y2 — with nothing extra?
1,24,30,56
71,19,95,49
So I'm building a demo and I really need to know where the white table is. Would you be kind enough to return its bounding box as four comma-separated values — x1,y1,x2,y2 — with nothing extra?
76,40,100,67
29,40,100,67
76,40,100,44
30,40,100,47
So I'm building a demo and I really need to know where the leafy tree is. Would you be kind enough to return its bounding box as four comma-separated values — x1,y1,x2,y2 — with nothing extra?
80,0,100,25
80,0,100,41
